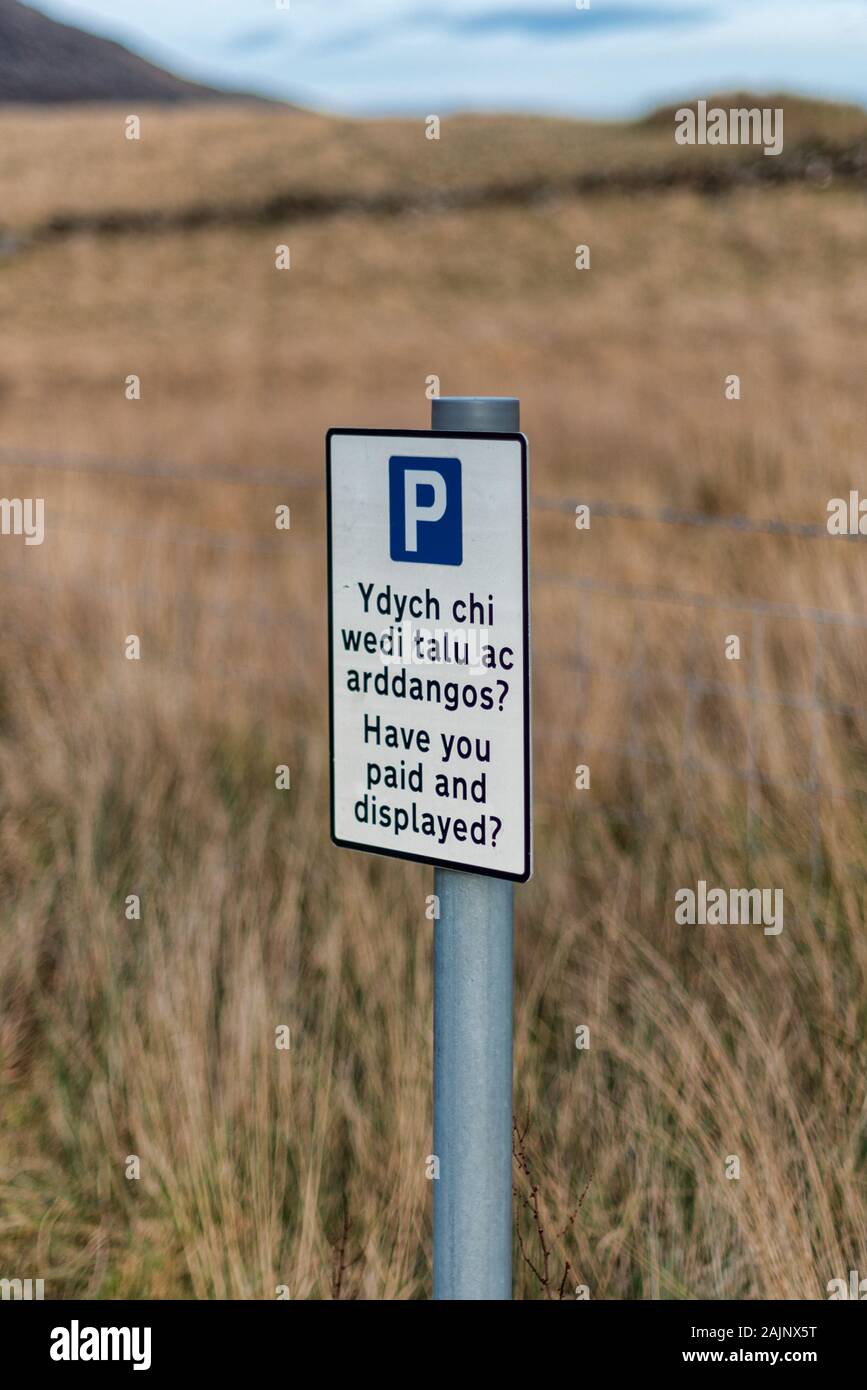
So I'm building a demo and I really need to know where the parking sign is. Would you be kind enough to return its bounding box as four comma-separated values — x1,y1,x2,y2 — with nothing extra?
389,457,463,565
327,427,531,881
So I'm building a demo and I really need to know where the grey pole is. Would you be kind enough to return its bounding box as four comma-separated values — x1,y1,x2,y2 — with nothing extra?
431,396,518,1301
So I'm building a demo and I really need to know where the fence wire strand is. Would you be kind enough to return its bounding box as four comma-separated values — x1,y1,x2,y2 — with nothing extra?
2,444,864,904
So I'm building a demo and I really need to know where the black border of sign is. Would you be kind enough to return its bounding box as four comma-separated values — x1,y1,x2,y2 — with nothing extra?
326,427,532,883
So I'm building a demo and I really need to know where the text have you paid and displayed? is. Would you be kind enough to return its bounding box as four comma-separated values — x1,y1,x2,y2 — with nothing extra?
357,711,499,847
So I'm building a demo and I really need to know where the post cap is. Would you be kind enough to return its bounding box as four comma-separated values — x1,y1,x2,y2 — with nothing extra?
432,397,520,433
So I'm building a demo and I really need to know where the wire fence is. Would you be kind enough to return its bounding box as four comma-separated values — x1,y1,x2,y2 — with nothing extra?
0,445,315,491
2,442,859,538
544,572,867,915
535,494,867,543
2,443,864,913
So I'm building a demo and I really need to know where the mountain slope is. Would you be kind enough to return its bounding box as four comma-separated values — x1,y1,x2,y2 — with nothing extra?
0,0,238,103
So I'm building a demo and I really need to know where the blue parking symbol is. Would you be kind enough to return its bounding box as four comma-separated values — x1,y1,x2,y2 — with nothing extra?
389,456,462,566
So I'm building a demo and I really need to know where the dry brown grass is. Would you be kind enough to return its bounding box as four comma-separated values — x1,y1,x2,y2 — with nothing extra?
0,103,866,1299
2,91,864,231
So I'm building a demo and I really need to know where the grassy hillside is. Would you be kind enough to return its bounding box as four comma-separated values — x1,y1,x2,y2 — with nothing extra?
2,92,865,232
0,101,866,1299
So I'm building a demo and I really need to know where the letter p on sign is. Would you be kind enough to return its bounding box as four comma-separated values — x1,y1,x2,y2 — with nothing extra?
389,456,462,565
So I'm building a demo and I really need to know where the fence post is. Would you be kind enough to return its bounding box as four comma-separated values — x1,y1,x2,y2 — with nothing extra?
431,395,518,1300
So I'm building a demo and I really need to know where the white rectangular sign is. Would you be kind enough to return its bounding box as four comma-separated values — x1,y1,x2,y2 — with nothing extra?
327,428,531,882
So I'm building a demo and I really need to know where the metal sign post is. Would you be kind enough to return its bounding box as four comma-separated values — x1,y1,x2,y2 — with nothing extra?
431,396,521,1301
326,395,530,1301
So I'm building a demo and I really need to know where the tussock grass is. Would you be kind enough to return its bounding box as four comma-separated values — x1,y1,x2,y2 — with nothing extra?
0,107,866,1298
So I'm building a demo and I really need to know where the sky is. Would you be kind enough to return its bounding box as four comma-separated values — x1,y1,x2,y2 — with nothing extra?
23,0,867,117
